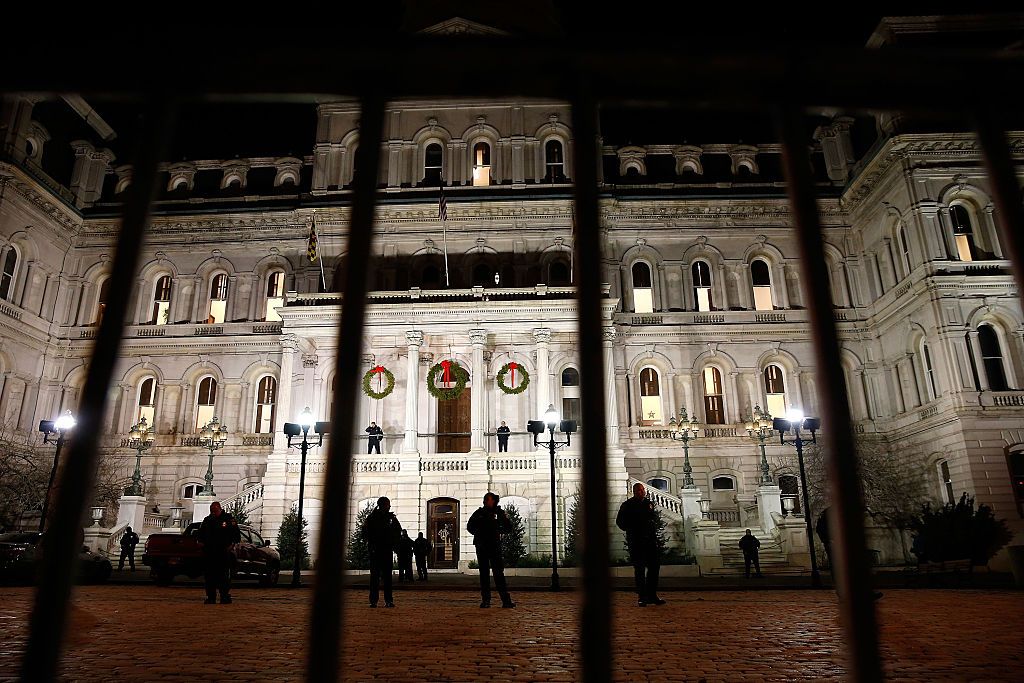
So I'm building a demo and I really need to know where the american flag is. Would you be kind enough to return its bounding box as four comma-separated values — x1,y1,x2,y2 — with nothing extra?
438,185,447,222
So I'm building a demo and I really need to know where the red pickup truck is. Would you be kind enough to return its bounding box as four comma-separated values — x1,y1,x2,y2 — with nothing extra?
142,523,281,586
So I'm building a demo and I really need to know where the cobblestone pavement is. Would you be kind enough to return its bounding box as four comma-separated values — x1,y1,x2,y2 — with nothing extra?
0,586,1021,681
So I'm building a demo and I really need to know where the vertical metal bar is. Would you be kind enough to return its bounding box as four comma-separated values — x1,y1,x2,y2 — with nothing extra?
777,108,883,682
307,95,386,682
21,99,175,682
975,117,1024,301
569,94,612,683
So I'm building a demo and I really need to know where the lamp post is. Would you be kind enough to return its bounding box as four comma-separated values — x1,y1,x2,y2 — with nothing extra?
668,408,700,488
38,410,77,532
284,407,327,587
527,404,577,591
745,405,774,485
774,409,823,588
197,416,229,496
126,417,155,496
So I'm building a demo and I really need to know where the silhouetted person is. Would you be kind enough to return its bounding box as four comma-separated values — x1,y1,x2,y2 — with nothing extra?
467,492,515,608
364,496,401,607
816,508,833,571
197,501,241,604
118,525,139,571
365,422,383,454
413,532,432,580
616,482,664,607
739,528,762,578
397,529,415,581
496,421,510,452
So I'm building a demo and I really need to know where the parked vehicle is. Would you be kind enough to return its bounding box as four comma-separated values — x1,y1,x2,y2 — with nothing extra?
0,532,113,584
142,523,280,586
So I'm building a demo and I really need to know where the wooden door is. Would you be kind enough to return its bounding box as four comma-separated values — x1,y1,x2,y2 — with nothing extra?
436,388,471,453
427,498,459,568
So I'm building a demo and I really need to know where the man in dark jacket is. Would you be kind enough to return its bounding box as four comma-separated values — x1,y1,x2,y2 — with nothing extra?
197,501,241,604
396,529,415,581
364,496,401,607
738,528,762,578
365,422,383,454
118,525,140,571
496,421,511,452
616,482,665,607
467,492,515,608
413,532,432,581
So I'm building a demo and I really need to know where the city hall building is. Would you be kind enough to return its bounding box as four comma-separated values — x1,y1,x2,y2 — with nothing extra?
1,14,1022,572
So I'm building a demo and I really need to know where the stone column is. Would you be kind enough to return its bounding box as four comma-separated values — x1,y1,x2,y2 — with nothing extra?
665,371,678,421
534,328,551,417
275,335,298,449
602,327,620,447
470,329,487,451
717,263,731,310
968,330,988,390
404,331,423,453
302,354,318,414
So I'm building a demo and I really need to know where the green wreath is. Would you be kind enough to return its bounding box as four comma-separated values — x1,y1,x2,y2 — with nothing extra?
426,359,468,401
497,361,530,395
362,365,395,400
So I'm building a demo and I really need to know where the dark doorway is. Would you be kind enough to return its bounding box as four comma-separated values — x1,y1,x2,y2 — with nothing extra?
437,387,471,453
427,498,460,568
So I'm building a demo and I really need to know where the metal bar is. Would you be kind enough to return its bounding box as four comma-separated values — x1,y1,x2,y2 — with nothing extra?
307,95,386,682
777,108,883,682
570,95,613,683
975,117,1024,303
21,99,175,681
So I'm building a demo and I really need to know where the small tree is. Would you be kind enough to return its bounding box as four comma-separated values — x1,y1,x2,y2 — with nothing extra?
345,506,373,569
500,504,528,568
564,495,581,565
227,498,249,526
911,493,1012,565
277,504,309,570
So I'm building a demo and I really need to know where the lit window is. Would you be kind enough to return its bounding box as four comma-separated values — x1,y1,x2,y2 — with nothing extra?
137,377,157,426
764,365,786,418
751,259,773,311
95,278,110,325
938,460,955,505
899,225,912,275
424,143,443,185
692,262,713,312
254,376,277,434
472,142,491,187
703,367,725,425
265,271,285,322
922,342,938,401
951,204,977,262
639,367,662,425
195,377,217,431
208,274,228,324
545,140,565,182
632,262,654,313
562,367,580,427
152,276,172,325
0,249,18,301
978,325,1009,391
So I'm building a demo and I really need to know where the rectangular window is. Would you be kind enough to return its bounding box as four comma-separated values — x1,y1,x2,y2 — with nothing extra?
939,461,954,504
562,397,581,428
195,405,215,432
753,286,773,311
266,272,285,322
695,287,712,312
633,288,654,314
955,234,974,262
765,393,786,420
209,299,226,324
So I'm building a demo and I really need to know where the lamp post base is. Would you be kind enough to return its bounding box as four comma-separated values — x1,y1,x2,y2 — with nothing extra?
550,569,560,591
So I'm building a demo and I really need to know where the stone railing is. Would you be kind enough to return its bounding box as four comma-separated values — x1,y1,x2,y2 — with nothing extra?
219,483,264,512
708,509,740,525
0,300,23,320
989,391,1024,407
638,428,674,440
241,435,275,447
194,325,224,336
143,512,169,529
555,456,581,469
353,458,402,473
918,404,940,420
638,426,740,440
105,521,130,558
627,477,683,517
704,427,738,438
487,456,538,471
63,320,285,342
420,457,470,472
618,310,811,327
286,283,611,307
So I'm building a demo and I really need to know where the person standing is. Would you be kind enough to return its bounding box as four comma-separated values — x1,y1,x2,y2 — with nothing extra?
467,492,515,608
496,421,511,452
365,422,384,454
616,482,665,607
413,532,432,581
197,501,241,604
739,528,762,578
364,496,401,607
396,529,415,582
118,525,140,571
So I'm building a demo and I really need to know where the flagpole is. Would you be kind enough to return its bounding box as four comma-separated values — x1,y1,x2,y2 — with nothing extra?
313,211,327,291
440,179,450,287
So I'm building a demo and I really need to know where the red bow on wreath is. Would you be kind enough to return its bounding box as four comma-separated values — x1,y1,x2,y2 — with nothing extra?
440,359,452,386
371,365,385,391
508,361,517,386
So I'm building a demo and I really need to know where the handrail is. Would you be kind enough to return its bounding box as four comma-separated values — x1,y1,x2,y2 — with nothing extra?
627,477,683,517
105,521,130,558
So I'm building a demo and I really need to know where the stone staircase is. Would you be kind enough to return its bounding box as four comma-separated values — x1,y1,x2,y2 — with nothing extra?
710,527,808,576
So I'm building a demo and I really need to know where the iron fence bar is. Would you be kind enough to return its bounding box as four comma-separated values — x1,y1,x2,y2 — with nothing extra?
307,95,386,682
974,117,1024,304
20,99,176,681
570,93,613,683
777,107,883,682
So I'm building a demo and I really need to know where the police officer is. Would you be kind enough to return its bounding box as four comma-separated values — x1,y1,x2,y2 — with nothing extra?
364,496,401,607
616,483,665,607
467,492,515,608
396,529,415,581
413,531,432,581
496,421,511,452
118,525,140,571
197,501,241,604
738,528,762,578
365,422,384,454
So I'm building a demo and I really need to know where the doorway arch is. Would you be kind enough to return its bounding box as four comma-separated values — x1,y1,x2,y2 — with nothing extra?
427,497,460,568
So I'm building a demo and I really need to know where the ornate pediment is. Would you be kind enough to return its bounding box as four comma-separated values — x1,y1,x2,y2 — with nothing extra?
418,17,509,36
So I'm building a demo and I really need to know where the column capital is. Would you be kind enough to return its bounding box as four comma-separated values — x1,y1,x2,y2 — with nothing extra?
280,333,299,352
406,330,424,347
469,328,488,346
302,354,319,369
533,327,552,344
602,326,617,343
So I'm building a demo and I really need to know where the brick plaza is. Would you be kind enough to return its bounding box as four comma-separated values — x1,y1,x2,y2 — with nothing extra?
1,586,1022,681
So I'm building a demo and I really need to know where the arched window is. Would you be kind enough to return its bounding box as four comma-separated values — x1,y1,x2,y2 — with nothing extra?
764,365,786,417
692,261,713,312
195,377,218,431
545,140,565,181
703,367,725,425
638,367,662,425
137,377,157,426
423,143,443,185
562,367,581,426
0,248,18,301
631,262,654,313
898,225,912,276
208,274,228,324
254,376,277,434
921,342,938,401
647,477,669,492
182,483,203,499
265,270,285,322
751,259,774,311
472,263,493,287
549,260,570,286
561,367,580,386
978,325,1009,391
95,278,110,325
712,476,735,491
151,276,172,325
472,142,491,186
937,460,955,505
951,204,978,262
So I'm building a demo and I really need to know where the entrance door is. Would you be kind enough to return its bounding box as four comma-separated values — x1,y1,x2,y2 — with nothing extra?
436,387,471,453
427,498,460,568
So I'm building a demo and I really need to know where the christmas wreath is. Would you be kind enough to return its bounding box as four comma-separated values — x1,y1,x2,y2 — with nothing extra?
497,361,530,395
361,365,395,400
426,359,468,401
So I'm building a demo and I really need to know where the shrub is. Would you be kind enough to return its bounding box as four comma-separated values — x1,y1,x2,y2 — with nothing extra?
277,504,310,570
226,498,249,527
501,504,529,567
910,493,1012,565
564,495,581,565
345,506,374,569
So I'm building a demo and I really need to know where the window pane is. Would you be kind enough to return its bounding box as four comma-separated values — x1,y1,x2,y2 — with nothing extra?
692,261,711,286
562,397,581,427
695,287,712,312
631,262,652,288
712,476,734,491
751,260,771,286
753,286,773,311
639,368,660,396
561,367,580,387
955,234,974,262
633,288,653,314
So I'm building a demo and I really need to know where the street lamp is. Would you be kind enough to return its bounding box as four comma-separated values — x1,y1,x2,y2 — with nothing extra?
745,404,774,485
668,408,701,488
126,416,155,496
284,407,329,587
527,403,576,591
197,416,229,496
774,409,823,588
38,410,76,532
